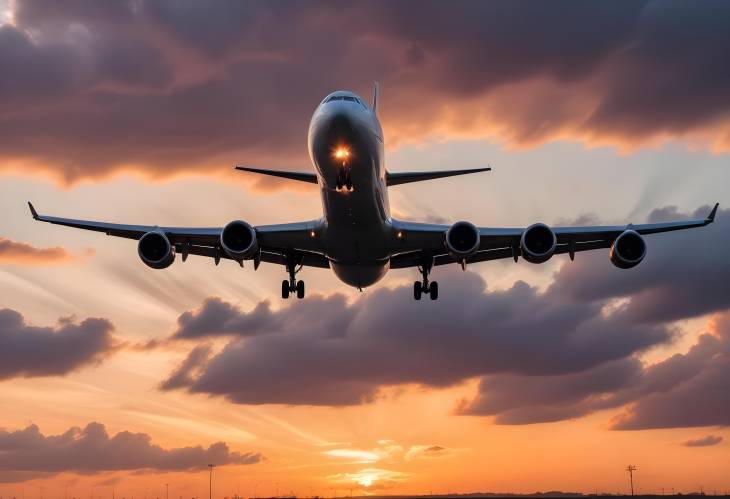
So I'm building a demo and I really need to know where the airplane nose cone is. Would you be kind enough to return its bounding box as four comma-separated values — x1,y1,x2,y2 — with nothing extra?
328,111,356,136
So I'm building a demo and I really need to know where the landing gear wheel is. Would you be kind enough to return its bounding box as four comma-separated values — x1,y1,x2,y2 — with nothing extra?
345,171,353,191
429,281,439,300
296,280,305,299
336,168,345,191
414,281,422,300
281,280,290,299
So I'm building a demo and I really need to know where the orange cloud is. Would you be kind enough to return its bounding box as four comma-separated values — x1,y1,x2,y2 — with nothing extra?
0,237,92,265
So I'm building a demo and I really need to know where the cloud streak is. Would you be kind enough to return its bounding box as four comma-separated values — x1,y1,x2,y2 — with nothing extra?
682,435,723,447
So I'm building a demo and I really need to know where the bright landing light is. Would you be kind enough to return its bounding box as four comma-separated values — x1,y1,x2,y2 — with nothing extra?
333,146,350,160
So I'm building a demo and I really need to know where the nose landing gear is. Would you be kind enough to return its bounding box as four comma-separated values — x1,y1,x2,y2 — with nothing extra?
336,166,353,191
281,253,305,299
414,259,438,301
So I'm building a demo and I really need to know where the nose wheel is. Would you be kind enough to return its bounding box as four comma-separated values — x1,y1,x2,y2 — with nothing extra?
336,166,353,191
414,261,438,301
282,253,305,299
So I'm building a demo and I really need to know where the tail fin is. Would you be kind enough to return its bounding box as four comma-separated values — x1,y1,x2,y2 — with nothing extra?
372,81,379,114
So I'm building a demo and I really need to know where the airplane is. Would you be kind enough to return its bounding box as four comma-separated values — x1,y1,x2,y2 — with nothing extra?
29,84,719,301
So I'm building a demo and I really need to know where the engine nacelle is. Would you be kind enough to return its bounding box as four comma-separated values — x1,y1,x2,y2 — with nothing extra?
138,231,175,269
220,220,258,260
610,230,646,269
445,221,480,260
520,223,557,264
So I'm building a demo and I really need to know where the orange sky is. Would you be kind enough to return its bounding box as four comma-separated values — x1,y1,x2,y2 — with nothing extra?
2,1,730,497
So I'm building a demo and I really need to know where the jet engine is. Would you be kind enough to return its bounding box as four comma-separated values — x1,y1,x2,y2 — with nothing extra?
445,221,480,260
520,223,557,264
610,230,646,269
220,220,259,260
138,231,175,269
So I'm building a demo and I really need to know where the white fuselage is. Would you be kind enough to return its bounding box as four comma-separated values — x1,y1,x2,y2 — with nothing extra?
307,91,392,287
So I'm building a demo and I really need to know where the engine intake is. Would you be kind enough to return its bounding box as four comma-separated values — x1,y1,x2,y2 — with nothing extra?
520,223,557,264
220,220,258,260
445,221,480,260
610,230,646,269
138,231,175,269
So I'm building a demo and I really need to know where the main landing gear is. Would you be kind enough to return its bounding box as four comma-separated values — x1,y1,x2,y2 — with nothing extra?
336,166,353,191
281,253,305,299
414,261,438,301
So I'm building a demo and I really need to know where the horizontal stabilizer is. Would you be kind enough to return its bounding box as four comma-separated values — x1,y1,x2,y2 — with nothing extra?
386,167,490,186
235,166,318,184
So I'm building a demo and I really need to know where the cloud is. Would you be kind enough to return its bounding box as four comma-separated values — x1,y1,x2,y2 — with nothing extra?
0,237,88,265
2,1,730,183
159,205,730,429
549,206,730,324
161,269,670,405
404,444,453,461
0,308,117,380
0,422,262,482
324,440,404,464
173,297,279,339
326,468,411,490
158,344,212,390
609,314,730,430
681,435,723,447
464,312,730,428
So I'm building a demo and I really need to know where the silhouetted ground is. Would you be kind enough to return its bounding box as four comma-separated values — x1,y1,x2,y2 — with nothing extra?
253,494,729,499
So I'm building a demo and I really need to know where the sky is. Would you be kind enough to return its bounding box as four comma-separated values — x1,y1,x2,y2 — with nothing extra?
1,0,730,497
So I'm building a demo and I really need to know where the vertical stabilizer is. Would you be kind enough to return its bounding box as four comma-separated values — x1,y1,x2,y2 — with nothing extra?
372,81,379,114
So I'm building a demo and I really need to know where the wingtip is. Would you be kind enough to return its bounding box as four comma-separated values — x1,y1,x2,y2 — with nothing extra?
28,201,38,220
707,202,719,223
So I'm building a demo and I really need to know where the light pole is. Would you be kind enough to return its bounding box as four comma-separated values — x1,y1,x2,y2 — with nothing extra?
165,485,168,499
626,465,637,496
207,465,214,499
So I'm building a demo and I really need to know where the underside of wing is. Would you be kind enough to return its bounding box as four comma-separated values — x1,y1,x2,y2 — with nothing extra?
389,203,718,269
28,202,326,268
386,167,490,186
235,166,318,184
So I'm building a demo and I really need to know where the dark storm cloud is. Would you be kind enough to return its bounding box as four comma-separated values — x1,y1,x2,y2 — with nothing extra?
1,1,730,181
0,308,117,380
681,435,723,447
161,269,671,405
549,206,730,324
0,422,261,481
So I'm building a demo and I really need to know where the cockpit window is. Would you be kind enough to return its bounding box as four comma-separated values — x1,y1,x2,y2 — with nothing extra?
325,95,364,104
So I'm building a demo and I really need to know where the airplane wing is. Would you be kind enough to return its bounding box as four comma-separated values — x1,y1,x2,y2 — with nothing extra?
390,203,719,269
386,167,490,186
235,166,318,184
28,202,329,268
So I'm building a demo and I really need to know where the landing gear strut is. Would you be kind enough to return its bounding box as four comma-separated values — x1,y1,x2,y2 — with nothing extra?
414,259,438,301
336,166,353,191
281,253,305,299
